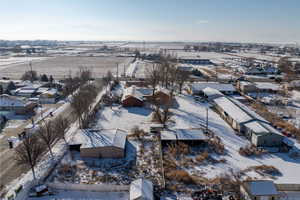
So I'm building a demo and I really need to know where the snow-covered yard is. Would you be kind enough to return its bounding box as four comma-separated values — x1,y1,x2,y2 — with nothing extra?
27,190,129,200
169,95,300,184
91,105,152,132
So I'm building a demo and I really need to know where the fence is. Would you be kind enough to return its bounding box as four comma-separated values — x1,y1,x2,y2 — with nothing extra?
276,184,300,191
46,182,129,192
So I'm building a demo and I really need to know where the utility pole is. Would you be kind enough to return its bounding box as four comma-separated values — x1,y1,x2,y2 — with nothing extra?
116,63,119,81
123,64,126,77
206,107,209,134
29,61,33,83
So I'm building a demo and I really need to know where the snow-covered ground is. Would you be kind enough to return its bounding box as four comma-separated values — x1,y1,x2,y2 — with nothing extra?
91,106,152,132
27,190,129,200
125,60,152,79
0,56,50,70
170,95,300,183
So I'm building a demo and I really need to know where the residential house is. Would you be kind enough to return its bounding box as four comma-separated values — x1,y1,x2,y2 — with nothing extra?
70,129,127,158
130,178,153,200
39,88,58,104
0,94,36,114
240,180,280,200
121,86,144,107
14,84,41,97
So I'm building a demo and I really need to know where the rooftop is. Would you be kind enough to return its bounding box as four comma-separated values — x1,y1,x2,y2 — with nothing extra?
243,180,279,196
71,129,127,149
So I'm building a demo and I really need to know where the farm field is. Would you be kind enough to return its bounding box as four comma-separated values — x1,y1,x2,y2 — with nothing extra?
0,56,133,79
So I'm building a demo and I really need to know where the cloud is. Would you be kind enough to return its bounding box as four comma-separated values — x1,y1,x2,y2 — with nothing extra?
196,20,209,24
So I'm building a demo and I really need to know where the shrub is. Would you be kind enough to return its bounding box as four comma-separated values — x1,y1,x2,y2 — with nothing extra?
165,170,195,184
195,151,209,163
253,165,281,176
239,145,266,157
208,137,225,154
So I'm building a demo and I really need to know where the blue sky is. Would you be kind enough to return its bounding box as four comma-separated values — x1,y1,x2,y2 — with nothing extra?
0,0,299,43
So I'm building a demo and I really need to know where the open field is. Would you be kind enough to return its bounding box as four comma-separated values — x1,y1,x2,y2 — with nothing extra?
0,56,133,79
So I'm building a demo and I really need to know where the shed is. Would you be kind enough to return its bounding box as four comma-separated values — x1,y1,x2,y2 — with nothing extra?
70,129,127,158
240,180,280,200
161,129,208,145
130,178,153,200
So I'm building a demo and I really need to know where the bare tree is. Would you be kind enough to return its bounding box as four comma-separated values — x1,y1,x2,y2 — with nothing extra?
71,84,97,128
145,64,160,95
37,121,58,157
53,116,70,145
176,70,189,94
78,67,92,84
14,135,45,180
103,70,113,86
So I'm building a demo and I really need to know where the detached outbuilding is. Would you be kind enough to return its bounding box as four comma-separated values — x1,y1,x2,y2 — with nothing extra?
70,129,127,158
240,180,280,200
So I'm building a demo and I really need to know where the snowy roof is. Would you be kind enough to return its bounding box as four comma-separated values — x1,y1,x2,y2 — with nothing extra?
244,180,279,196
122,86,144,102
213,96,252,123
130,178,153,200
161,129,208,141
213,95,282,136
203,87,224,99
71,129,127,149
244,121,269,134
0,94,30,107
254,82,281,91
40,88,58,97
190,82,236,93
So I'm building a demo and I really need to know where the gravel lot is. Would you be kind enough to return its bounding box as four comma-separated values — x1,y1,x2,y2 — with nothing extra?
0,56,133,79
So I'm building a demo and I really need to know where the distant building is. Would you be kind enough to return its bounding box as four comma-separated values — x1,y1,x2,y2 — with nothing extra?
14,84,41,97
237,81,282,94
0,94,36,114
178,58,212,65
39,88,59,104
188,82,236,96
70,129,127,158
240,180,280,200
130,178,153,200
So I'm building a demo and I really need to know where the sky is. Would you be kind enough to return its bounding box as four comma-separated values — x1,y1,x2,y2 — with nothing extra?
0,0,300,43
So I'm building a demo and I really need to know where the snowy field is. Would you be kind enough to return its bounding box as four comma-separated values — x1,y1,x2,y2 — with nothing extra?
0,56,133,79
27,190,129,200
0,56,50,71
169,95,300,184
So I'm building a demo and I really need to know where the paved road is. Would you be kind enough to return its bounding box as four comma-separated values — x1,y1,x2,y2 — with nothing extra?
0,102,75,188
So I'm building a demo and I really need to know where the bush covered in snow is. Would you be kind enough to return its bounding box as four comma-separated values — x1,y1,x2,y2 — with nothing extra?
239,145,267,157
